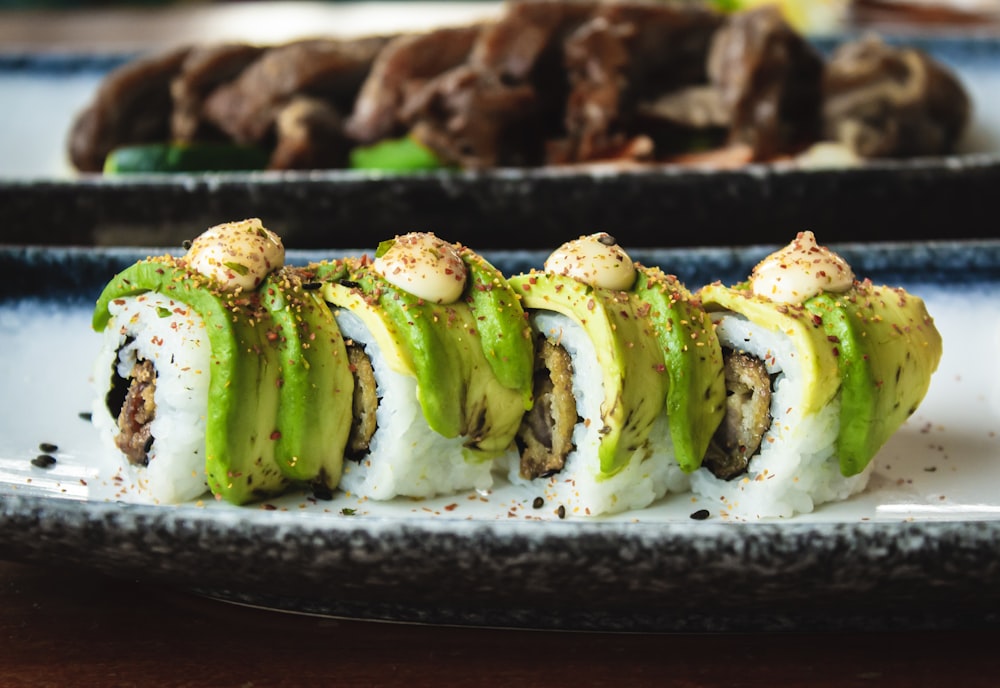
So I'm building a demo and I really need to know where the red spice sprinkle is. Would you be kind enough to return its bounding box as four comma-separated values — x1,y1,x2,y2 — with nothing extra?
270,430,282,440
444,503,459,511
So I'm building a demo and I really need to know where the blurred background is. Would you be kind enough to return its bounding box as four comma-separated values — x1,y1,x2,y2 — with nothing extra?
1,0,999,247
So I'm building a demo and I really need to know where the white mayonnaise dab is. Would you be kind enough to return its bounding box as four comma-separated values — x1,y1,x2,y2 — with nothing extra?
185,218,285,292
544,233,636,290
750,230,854,304
373,232,467,304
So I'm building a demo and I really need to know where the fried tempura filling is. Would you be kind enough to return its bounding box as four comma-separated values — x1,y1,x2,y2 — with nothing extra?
346,342,378,460
114,359,157,466
703,349,773,480
516,337,578,479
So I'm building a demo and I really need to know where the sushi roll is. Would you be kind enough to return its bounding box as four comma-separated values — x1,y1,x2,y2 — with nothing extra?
507,233,726,516
693,231,943,518
91,219,354,504
316,232,534,500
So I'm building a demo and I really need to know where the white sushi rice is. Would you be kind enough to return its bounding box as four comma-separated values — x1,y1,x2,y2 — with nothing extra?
690,313,873,520
506,312,689,517
334,310,496,500
91,293,211,503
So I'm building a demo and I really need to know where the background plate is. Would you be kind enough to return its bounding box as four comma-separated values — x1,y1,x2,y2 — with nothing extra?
1,35,1000,248
1,240,1000,632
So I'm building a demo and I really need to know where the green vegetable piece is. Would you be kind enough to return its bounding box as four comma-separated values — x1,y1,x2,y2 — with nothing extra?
103,142,269,175
349,135,445,172
260,269,354,489
510,273,670,476
93,258,288,504
805,284,942,475
633,267,726,473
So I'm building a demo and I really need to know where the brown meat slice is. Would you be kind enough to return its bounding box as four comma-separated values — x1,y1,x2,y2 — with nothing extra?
346,343,378,460
344,25,483,144
114,359,157,466
822,35,970,158
707,6,824,160
516,338,578,480
703,350,772,480
403,0,598,168
558,4,721,163
68,46,191,172
171,43,266,142
469,0,597,78
405,66,539,168
268,95,348,170
201,36,389,145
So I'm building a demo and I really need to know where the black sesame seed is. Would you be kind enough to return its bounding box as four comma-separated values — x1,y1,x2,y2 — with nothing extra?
182,239,193,250
79,412,93,422
532,496,544,509
143,436,154,453
557,505,566,519
339,279,361,289
38,442,58,453
690,509,710,521
597,233,617,246
301,282,322,291
31,454,57,469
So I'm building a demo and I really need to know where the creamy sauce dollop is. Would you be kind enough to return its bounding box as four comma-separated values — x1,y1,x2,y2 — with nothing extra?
750,231,854,303
185,218,285,292
373,232,467,304
544,233,636,290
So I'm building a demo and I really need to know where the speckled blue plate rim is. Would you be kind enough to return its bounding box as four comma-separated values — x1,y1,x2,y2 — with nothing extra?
1,491,999,632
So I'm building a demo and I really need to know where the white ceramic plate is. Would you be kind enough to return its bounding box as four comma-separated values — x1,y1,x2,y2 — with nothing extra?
1,242,999,631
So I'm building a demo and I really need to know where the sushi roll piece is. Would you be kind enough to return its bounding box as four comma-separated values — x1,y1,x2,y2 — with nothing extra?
693,231,943,519
317,232,534,500
91,219,354,504
507,233,726,517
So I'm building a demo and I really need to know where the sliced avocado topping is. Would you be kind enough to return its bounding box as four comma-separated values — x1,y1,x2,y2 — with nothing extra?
699,282,842,416
805,283,942,475
633,267,726,473
456,246,534,408
260,268,354,488
93,257,287,504
510,272,670,476
320,256,532,460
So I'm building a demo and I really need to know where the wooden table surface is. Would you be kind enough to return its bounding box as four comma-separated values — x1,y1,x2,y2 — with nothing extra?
1,558,999,687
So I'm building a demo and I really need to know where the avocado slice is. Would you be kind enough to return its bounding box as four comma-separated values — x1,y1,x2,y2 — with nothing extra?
700,282,842,416
509,272,671,476
94,257,288,504
260,267,354,489
805,283,942,475
633,267,726,472
318,254,532,460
